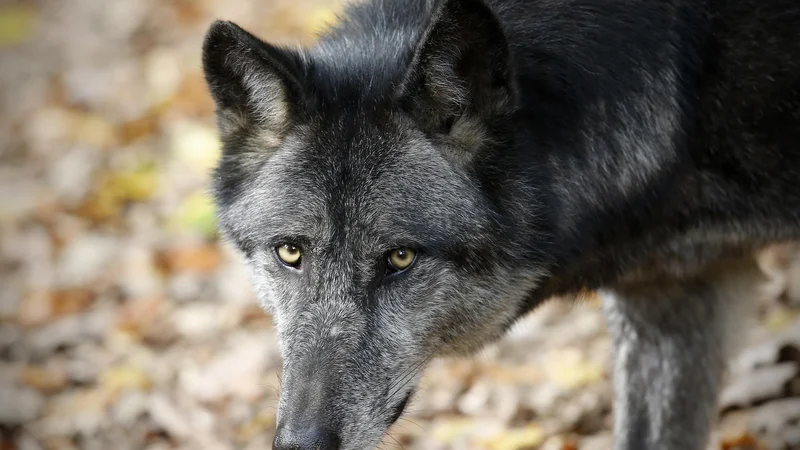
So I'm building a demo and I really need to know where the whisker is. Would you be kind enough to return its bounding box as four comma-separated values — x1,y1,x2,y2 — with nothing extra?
398,417,425,432
385,431,406,450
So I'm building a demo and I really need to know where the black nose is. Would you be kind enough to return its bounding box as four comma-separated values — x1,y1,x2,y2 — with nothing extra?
273,424,341,450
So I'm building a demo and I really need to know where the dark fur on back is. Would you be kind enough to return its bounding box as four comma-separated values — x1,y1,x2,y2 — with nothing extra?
202,0,800,448
264,0,800,300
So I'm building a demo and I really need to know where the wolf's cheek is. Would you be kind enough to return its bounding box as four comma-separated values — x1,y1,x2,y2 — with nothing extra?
415,268,542,356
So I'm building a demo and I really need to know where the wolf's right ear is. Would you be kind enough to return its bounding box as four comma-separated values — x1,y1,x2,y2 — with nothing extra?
202,21,306,139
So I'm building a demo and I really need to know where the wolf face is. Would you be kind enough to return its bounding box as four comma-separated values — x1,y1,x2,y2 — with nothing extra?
202,0,545,447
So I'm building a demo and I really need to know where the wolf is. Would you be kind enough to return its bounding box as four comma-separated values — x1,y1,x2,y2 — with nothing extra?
200,0,800,448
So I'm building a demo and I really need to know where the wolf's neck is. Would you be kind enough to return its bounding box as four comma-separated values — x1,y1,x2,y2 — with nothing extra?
503,0,709,297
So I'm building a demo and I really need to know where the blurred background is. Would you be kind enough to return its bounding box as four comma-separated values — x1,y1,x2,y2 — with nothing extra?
1,0,800,449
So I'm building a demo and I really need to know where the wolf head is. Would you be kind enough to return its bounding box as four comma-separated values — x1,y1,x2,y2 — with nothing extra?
202,0,545,448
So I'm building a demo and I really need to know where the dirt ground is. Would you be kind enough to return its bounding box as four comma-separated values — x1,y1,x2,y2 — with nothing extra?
1,0,800,449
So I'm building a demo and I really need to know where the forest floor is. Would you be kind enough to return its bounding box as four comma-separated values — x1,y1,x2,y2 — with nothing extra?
1,0,800,449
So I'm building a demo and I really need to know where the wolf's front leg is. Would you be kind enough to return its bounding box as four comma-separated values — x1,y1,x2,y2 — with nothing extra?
600,259,764,450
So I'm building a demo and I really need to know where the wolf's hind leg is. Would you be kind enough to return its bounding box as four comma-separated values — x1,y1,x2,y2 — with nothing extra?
600,258,765,450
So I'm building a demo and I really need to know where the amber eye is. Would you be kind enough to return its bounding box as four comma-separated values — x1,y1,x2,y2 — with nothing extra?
276,244,302,267
387,248,416,272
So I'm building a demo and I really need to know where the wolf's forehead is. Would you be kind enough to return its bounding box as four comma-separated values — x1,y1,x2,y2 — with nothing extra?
243,123,484,247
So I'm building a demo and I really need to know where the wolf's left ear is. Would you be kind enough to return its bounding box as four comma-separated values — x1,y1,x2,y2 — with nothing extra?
202,20,306,139
398,0,516,133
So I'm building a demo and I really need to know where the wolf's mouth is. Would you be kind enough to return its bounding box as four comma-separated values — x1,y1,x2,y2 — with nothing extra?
388,391,412,425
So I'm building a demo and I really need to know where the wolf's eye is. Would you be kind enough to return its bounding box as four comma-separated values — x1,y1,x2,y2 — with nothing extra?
276,244,302,268
387,248,416,272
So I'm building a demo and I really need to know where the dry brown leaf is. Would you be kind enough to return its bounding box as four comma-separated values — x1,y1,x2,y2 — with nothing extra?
169,73,216,118
76,163,158,222
19,366,68,394
69,112,118,149
156,244,221,274
116,296,169,339
171,0,206,25
17,289,53,327
721,432,765,450
43,437,79,450
50,289,95,317
482,364,543,384
235,409,277,443
561,440,579,450
117,114,160,145
45,387,112,417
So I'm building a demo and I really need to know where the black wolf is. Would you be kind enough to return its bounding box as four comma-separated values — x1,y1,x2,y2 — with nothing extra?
201,0,800,448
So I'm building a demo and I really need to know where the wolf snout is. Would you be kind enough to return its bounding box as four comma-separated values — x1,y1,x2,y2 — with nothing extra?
273,423,341,450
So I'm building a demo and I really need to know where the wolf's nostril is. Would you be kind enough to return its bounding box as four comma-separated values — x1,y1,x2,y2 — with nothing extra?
272,424,341,450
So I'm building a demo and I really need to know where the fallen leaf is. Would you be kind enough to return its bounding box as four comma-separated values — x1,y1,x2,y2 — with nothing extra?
156,243,221,274
477,424,546,450
544,348,605,390
170,192,217,237
44,387,111,418
50,289,95,317
117,114,160,145
0,5,38,47
431,417,478,443
236,409,277,443
301,5,342,35
17,289,53,327
764,308,799,332
561,440,579,450
100,364,152,394
721,432,763,450
115,295,177,347
76,162,159,221
68,112,118,148
19,366,68,394
720,362,798,410
169,73,216,118
107,163,159,202
172,0,205,25
170,121,221,173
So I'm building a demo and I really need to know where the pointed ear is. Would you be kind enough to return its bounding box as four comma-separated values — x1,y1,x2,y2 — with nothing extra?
202,20,306,140
398,0,516,134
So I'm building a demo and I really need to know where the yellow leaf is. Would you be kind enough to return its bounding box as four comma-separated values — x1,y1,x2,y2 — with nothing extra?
171,192,217,237
432,418,477,443
114,163,159,202
0,5,37,47
764,308,798,332
544,348,605,390
170,122,221,173
477,425,546,450
100,364,151,393
76,163,157,222
302,5,343,35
